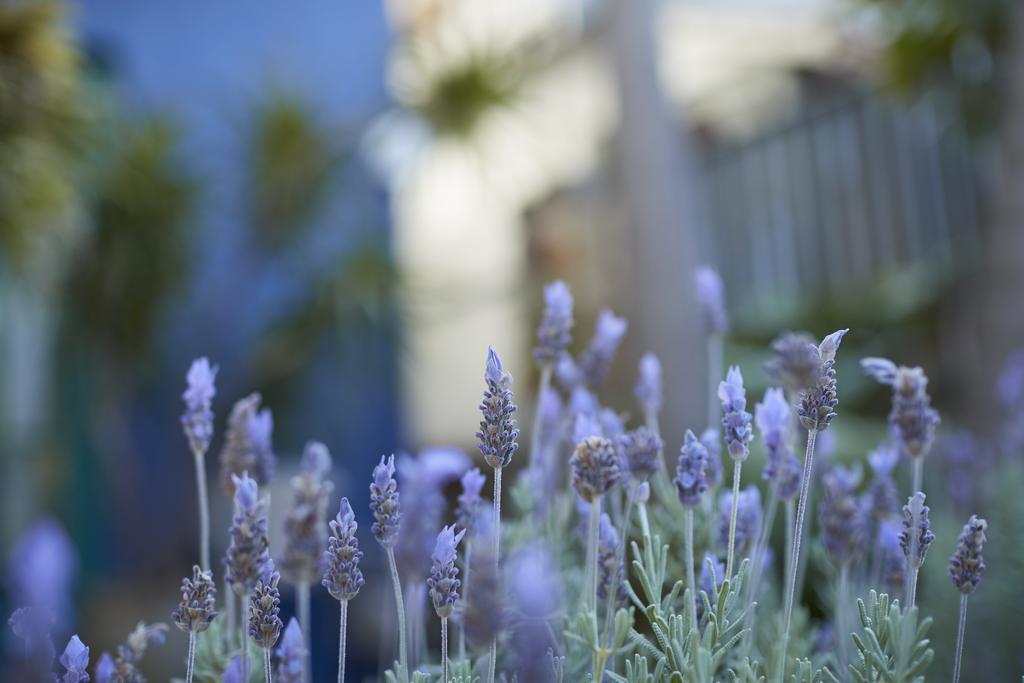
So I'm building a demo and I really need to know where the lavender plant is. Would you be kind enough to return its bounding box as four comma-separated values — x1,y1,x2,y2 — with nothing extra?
427,525,466,683
57,635,90,683
948,515,987,683
695,266,728,431
219,393,277,494
224,472,270,680
323,497,364,683
898,492,935,610
531,281,573,476
181,357,217,572
673,429,708,628
171,565,217,683
277,618,306,683
369,454,408,681
719,365,754,582
249,562,284,683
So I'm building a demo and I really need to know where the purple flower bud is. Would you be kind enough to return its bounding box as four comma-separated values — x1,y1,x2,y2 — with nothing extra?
248,561,283,649
533,281,574,367
694,266,728,335
862,358,940,460
58,635,90,683
572,412,603,444
428,525,466,618
756,387,793,488
635,353,662,416
94,652,115,683
369,455,402,548
598,407,625,440
555,353,583,389
477,347,520,469
181,357,217,457
113,622,168,681
948,515,987,594
619,426,663,483
220,393,275,493
280,442,334,586
455,468,487,533
674,430,709,508
597,514,627,608
225,472,270,595
172,565,217,633
717,486,762,557
797,329,848,432
570,435,619,502
322,498,365,602
700,429,723,488
578,309,628,388
819,466,869,566
764,332,820,396
276,618,305,683
719,366,754,461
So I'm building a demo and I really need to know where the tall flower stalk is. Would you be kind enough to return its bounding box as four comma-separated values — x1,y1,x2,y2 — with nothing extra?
898,492,935,610
181,358,217,572
476,347,520,683
571,430,620,611
323,498,364,683
949,515,986,683
777,329,847,683
225,472,270,682
718,366,753,581
428,525,466,683
172,566,217,683
454,468,486,660
674,429,708,628
249,563,283,683
531,281,573,474
369,455,407,681
695,266,729,432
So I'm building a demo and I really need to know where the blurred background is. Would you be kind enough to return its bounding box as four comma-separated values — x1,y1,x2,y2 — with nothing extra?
1,0,1022,679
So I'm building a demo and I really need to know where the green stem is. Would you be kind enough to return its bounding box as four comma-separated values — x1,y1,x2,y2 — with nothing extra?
777,428,818,683
685,508,698,630
742,488,779,653
458,540,471,661
242,590,250,683
487,466,503,683
638,502,651,544
441,617,449,683
837,563,850,674
952,594,968,683
264,647,273,683
192,448,211,573
386,548,409,680
585,496,602,611
725,459,742,581
911,456,923,499
529,365,553,471
297,581,310,683
338,600,348,683
185,629,196,683
708,334,723,432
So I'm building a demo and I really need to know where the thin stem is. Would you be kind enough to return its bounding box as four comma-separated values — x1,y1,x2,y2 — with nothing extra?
185,629,196,683
704,494,715,551
486,467,504,683
906,566,920,612
192,449,211,572
225,581,236,650
952,594,968,683
784,500,794,604
777,428,818,683
529,366,553,471
638,502,651,544
441,617,449,683
297,581,311,683
911,457,923,500
264,647,273,683
338,600,348,683
725,459,742,582
837,563,850,674
242,590,250,683
708,334,723,432
742,488,779,653
684,509,698,630
458,540,471,661
585,496,602,611
385,548,409,679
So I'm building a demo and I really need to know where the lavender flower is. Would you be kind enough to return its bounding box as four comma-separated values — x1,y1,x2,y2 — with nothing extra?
248,562,283,650
276,618,305,683
719,366,753,461
620,426,663,483
694,266,728,336
877,520,906,595
578,309,628,388
455,468,487,532
507,544,562,681
225,472,270,596
369,455,401,548
322,498,365,602
700,429,723,488
570,435,620,503
949,515,987,594
462,512,503,647
113,622,168,683
717,487,762,557
756,387,793,488
764,332,820,396
533,280,574,367
819,467,869,566
674,430,709,508
171,565,217,633
181,357,217,456
8,606,54,672
797,329,848,432
279,442,334,586
775,452,802,500
634,352,662,416
477,347,520,469
7,517,77,623
94,652,115,683
861,358,940,459
867,444,901,522
428,525,467,618
598,407,625,439
597,514,627,607
219,393,275,493
58,635,89,683
898,492,936,569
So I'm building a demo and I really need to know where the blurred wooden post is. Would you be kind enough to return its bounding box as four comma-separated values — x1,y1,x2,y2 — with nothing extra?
606,0,704,443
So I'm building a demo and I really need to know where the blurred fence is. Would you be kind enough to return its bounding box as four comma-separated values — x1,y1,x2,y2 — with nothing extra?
702,91,981,310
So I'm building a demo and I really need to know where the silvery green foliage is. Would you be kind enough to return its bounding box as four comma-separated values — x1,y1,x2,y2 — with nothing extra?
848,591,933,683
